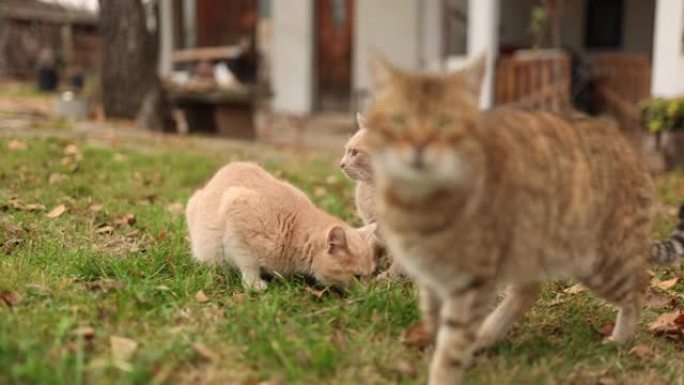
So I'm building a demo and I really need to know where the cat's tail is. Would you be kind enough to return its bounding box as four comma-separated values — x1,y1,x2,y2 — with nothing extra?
651,203,684,265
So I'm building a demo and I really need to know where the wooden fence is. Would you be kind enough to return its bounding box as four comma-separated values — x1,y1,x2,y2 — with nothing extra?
591,53,651,132
495,50,571,112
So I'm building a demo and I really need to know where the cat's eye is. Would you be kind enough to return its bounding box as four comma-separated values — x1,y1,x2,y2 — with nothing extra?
351,149,359,157
436,116,453,129
391,114,407,127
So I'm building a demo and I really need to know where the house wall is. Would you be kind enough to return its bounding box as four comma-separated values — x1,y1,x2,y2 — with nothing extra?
353,0,420,98
651,0,684,97
271,0,314,114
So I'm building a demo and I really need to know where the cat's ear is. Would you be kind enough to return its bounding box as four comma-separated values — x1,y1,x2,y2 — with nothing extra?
451,54,486,97
358,223,378,239
356,112,368,131
326,226,347,253
370,52,396,94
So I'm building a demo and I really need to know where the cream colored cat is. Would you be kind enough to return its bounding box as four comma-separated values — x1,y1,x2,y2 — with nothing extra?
340,114,405,279
186,162,377,291
364,54,682,385
340,113,376,225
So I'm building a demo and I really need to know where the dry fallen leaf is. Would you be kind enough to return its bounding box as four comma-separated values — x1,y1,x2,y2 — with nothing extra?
232,293,247,304
629,344,654,360
7,139,27,150
305,287,327,299
110,335,138,361
63,144,80,156
48,173,69,184
599,323,615,338
0,290,22,307
649,311,684,340
192,342,220,362
314,187,327,197
166,202,185,215
652,277,679,291
645,290,673,309
114,213,136,226
47,204,67,218
195,290,209,303
23,203,46,212
72,326,96,340
95,225,114,234
89,204,104,213
86,278,124,292
402,321,431,349
154,231,167,243
563,283,586,294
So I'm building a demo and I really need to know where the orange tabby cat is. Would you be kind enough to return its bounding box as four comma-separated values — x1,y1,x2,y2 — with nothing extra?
340,113,375,225
364,55,682,385
340,114,405,279
186,162,377,291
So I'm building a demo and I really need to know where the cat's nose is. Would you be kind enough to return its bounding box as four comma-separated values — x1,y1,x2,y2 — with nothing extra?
411,146,426,169
339,161,346,169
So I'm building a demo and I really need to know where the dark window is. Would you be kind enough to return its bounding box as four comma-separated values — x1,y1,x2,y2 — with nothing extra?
585,0,624,49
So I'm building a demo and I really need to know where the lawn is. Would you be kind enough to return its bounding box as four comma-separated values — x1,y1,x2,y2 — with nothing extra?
1,132,684,385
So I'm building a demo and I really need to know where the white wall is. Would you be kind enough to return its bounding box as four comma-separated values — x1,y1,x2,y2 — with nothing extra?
353,0,421,96
421,0,444,69
651,0,684,97
271,0,314,114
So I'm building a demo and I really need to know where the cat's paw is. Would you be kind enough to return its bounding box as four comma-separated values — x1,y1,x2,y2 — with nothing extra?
243,278,268,292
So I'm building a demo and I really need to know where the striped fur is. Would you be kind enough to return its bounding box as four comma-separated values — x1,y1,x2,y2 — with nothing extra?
365,55,655,385
651,204,684,265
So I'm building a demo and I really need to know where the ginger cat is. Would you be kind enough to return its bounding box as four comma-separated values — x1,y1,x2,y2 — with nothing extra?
339,114,404,279
364,55,682,385
186,162,377,291
340,113,376,225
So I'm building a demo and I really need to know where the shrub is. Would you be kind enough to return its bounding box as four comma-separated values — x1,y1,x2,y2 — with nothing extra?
641,97,684,134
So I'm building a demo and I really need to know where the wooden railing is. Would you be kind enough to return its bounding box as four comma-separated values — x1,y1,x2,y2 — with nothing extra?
591,53,651,132
495,50,571,112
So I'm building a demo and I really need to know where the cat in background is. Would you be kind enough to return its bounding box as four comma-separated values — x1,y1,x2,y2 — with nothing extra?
186,162,377,291
339,114,404,279
364,53,683,385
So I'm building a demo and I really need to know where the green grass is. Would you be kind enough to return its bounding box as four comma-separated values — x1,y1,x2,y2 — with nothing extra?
1,135,684,385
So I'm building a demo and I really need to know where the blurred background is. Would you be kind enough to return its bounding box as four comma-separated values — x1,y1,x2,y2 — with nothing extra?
0,0,683,169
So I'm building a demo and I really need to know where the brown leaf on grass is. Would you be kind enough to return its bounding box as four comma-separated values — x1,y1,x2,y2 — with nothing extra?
0,290,22,307
563,283,586,294
47,204,67,218
72,326,96,340
48,173,69,184
95,225,114,234
649,311,684,341
114,213,136,226
63,144,80,156
2,238,22,254
154,231,167,243
314,187,327,197
89,204,104,213
110,335,138,361
652,277,679,291
599,323,615,338
232,293,247,304
645,290,673,309
7,139,27,150
86,278,124,292
629,344,654,360
195,290,209,303
402,321,431,349
25,203,46,211
166,202,185,215
192,342,220,362
305,286,327,299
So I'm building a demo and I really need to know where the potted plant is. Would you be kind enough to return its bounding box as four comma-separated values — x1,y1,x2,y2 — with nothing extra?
641,97,684,170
